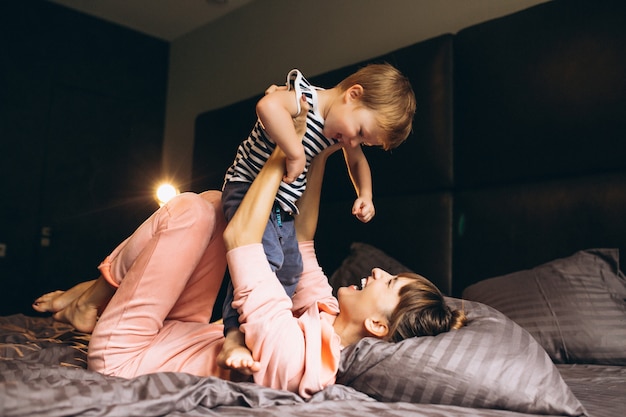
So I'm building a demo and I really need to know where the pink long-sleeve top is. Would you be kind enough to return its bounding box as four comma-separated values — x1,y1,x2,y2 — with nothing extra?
228,240,342,398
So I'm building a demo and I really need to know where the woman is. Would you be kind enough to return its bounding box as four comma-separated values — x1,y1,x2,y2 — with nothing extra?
33,123,466,398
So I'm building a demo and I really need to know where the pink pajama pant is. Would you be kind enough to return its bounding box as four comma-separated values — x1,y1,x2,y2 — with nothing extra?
87,190,340,396
88,191,230,379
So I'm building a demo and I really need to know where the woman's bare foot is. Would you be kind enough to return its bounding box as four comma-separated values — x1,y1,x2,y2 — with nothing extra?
32,277,115,333
217,328,261,375
32,280,96,313
52,297,101,333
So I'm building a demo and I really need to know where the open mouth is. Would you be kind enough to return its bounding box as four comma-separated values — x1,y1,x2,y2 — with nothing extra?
350,278,367,291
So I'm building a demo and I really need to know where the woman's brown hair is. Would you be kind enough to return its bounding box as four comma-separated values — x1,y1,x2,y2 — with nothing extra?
386,272,467,342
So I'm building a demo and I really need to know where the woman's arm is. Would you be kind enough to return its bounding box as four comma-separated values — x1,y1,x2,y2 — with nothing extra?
224,99,324,393
291,144,342,317
294,143,342,241
222,149,285,251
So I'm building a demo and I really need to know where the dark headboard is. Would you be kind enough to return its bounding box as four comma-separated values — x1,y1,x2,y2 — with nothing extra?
451,0,626,292
193,0,626,296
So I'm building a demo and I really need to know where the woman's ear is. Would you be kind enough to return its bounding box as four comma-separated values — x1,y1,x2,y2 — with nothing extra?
364,317,389,338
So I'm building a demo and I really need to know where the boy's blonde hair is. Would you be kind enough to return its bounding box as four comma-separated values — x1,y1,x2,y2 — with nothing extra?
337,63,416,150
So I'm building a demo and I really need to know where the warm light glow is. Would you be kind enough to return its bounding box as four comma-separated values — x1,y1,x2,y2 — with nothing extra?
156,183,179,206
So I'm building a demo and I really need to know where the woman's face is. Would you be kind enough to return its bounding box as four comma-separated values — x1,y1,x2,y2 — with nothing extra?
337,268,409,323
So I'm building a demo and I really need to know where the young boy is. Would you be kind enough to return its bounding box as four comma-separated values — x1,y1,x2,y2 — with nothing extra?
219,63,415,372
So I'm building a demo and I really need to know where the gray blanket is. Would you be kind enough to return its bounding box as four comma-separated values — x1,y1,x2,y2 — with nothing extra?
0,314,568,417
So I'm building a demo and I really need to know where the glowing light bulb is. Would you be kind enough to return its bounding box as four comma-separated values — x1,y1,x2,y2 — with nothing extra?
156,183,178,206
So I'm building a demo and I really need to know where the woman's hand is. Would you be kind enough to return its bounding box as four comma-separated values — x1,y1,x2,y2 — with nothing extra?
293,94,308,138
264,84,285,95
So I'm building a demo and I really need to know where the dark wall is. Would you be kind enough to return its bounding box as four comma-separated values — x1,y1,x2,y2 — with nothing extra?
193,0,626,298
452,0,626,292
0,1,169,315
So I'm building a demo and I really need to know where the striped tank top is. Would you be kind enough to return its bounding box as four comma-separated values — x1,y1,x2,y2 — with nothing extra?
223,69,337,214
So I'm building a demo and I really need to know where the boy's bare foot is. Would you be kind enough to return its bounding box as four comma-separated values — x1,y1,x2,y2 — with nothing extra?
217,328,261,375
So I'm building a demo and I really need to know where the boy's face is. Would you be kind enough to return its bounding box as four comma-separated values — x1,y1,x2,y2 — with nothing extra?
323,87,385,149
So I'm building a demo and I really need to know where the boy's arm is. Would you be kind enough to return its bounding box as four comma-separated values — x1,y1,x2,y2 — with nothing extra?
342,146,376,223
256,90,306,183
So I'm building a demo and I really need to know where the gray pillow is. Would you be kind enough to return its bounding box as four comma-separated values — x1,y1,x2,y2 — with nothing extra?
463,248,626,365
338,298,586,416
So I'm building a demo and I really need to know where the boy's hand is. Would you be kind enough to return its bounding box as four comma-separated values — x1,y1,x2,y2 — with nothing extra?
284,152,306,183
352,197,375,223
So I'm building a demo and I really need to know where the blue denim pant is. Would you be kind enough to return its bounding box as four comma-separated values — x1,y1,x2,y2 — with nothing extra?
221,181,303,332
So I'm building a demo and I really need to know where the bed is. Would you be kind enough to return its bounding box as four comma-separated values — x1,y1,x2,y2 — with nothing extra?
2,1,625,416
1,246,625,416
